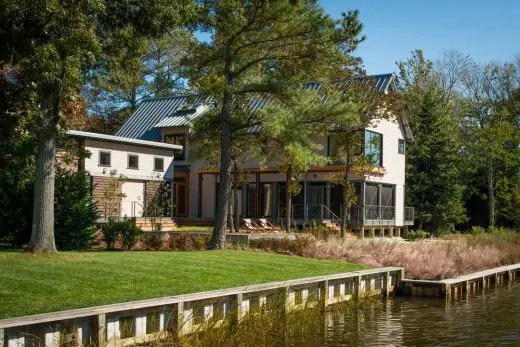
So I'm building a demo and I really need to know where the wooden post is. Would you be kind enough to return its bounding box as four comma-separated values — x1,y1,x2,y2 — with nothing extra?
0,328,4,347
236,293,244,322
322,280,329,307
96,313,106,347
383,271,391,298
370,228,375,238
354,275,362,299
177,301,185,336
389,227,394,238
360,227,365,239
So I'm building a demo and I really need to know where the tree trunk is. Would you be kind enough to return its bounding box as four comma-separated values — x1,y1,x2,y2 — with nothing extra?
341,190,349,239
227,198,234,233
340,146,352,239
285,165,293,233
209,92,233,249
488,160,495,227
233,172,240,232
28,131,58,252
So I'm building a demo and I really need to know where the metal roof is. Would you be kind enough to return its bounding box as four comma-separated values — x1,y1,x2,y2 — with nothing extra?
115,74,405,140
66,130,182,150
116,95,213,140
153,104,213,128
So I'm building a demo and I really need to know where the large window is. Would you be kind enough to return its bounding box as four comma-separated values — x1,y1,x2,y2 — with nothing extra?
260,183,273,217
164,134,186,160
328,134,338,158
364,130,383,167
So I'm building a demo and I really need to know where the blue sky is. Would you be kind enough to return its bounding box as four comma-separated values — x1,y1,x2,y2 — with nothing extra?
321,0,520,74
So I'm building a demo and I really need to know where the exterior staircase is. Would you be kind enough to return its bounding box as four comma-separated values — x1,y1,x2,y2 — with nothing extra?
176,217,214,227
134,217,177,232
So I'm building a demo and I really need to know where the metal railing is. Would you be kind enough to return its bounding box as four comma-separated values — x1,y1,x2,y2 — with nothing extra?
321,204,342,226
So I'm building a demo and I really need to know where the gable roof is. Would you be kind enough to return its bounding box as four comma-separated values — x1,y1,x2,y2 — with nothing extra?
116,95,213,140
116,73,408,141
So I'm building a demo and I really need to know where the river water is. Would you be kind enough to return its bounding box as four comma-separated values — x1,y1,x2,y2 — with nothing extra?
285,281,520,346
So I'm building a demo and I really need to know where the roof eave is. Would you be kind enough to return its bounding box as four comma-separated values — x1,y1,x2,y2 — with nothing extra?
66,130,183,151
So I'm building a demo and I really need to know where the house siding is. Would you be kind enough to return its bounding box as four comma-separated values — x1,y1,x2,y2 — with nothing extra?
83,139,174,181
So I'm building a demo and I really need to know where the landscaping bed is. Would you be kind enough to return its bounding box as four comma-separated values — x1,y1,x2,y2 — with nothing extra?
0,250,365,319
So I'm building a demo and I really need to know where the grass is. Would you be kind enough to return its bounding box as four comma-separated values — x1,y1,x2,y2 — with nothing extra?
0,250,365,320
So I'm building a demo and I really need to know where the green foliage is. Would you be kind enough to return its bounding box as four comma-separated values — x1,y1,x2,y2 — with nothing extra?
0,133,37,246
100,220,120,250
141,232,165,250
169,234,208,250
398,49,467,233
54,168,99,250
470,226,486,235
120,221,144,250
406,230,430,240
101,219,143,250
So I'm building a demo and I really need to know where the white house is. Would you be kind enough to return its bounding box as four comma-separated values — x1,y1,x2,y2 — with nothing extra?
66,130,182,218
112,73,415,234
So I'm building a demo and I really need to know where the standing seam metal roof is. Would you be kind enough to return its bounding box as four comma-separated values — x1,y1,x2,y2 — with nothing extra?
115,74,400,140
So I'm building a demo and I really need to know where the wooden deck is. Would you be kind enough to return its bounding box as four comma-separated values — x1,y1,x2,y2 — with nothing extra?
399,263,520,298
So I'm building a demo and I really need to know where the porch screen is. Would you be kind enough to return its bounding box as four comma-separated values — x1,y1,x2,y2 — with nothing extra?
380,185,395,220
247,183,257,217
364,183,379,220
260,183,273,217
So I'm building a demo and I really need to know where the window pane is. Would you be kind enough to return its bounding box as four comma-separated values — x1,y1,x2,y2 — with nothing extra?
154,157,164,171
247,183,257,217
398,139,405,154
99,152,110,166
260,183,273,217
164,135,185,160
128,155,138,169
364,131,382,166
328,134,337,158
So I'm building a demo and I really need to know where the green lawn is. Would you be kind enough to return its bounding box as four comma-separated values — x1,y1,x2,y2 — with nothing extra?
0,250,365,319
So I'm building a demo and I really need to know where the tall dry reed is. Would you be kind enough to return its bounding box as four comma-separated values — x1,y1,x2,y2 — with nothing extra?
249,233,520,280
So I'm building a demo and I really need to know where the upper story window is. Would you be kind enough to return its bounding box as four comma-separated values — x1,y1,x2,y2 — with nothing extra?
364,130,383,167
99,151,111,167
398,139,405,154
128,154,139,169
164,134,185,161
328,134,338,158
154,157,164,172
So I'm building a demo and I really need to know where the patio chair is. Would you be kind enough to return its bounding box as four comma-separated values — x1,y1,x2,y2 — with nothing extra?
257,218,282,233
242,218,263,233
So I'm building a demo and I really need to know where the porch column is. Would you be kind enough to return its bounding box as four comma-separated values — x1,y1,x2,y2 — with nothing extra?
197,173,202,218
255,172,261,218
326,182,331,219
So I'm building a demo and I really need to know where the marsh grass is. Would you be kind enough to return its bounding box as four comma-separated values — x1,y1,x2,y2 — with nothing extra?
151,293,380,347
250,232,520,280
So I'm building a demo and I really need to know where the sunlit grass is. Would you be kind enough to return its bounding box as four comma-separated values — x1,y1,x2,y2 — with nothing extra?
0,250,364,319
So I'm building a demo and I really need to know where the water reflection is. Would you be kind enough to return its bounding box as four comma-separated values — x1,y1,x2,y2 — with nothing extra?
285,281,520,346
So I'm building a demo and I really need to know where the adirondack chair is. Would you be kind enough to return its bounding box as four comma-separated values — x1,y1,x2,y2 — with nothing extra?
242,218,262,232
257,218,281,233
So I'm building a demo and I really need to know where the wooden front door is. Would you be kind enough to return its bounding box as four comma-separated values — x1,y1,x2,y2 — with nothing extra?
174,174,189,217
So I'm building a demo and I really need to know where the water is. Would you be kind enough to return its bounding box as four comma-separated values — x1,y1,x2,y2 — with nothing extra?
286,282,520,346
